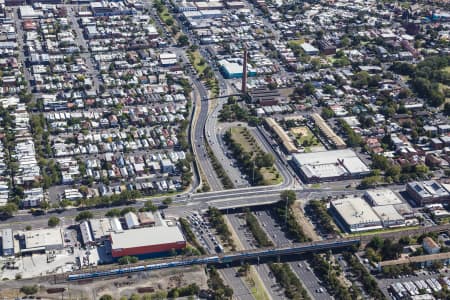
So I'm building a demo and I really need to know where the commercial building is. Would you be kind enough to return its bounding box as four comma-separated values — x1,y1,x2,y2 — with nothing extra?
292,149,370,183
264,117,297,153
372,205,405,228
250,87,282,106
406,181,450,206
330,197,382,232
300,43,319,55
311,113,346,149
89,218,114,241
19,228,64,254
1,228,14,256
109,226,186,258
19,6,43,19
365,189,403,206
218,59,256,79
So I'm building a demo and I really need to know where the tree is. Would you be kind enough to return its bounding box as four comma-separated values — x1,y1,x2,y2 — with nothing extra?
444,103,450,116
48,216,60,227
99,295,113,300
105,208,121,217
144,200,158,212
0,203,17,217
162,197,173,206
280,190,296,206
321,107,334,119
177,34,189,47
20,285,38,295
39,200,50,212
118,256,138,265
75,211,93,222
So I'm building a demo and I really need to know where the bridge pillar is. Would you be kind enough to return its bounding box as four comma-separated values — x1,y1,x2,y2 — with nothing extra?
277,255,280,263
257,256,260,266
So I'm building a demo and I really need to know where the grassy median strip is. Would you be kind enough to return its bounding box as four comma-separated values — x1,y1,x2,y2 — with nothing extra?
245,210,274,248
269,263,311,300
179,218,206,255
246,267,271,300
273,201,311,243
205,142,234,189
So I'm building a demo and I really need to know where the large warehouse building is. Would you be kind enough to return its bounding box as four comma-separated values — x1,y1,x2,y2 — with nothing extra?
330,197,383,233
292,149,370,183
110,226,186,258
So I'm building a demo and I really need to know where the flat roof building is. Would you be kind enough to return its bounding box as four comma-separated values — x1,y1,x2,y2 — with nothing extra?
110,226,186,258
218,59,256,79
330,197,382,233
89,218,113,241
301,43,319,55
365,189,403,206
406,181,450,206
372,205,405,228
1,228,14,256
292,149,370,183
19,228,64,254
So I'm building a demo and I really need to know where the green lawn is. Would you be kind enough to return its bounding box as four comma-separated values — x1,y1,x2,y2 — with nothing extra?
290,126,320,148
261,167,282,185
230,127,281,185
348,226,420,237
230,127,259,154
188,50,207,75
247,268,271,300
158,7,173,24
287,39,304,48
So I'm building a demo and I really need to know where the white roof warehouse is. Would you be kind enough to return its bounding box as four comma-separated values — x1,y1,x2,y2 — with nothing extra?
292,149,370,183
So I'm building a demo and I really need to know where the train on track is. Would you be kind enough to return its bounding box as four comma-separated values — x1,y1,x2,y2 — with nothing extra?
67,239,359,281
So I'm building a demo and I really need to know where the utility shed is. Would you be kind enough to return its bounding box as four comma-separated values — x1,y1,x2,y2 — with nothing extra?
124,212,140,229
138,212,155,226
110,217,123,233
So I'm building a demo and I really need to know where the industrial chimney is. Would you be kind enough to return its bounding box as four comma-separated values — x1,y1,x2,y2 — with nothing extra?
242,46,248,94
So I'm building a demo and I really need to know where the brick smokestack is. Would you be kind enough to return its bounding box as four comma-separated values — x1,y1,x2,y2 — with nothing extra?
242,46,248,94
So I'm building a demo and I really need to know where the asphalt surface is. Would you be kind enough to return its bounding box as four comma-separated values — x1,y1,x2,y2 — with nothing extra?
186,211,255,300
227,213,284,300
0,187,365,231
255,209,332,300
